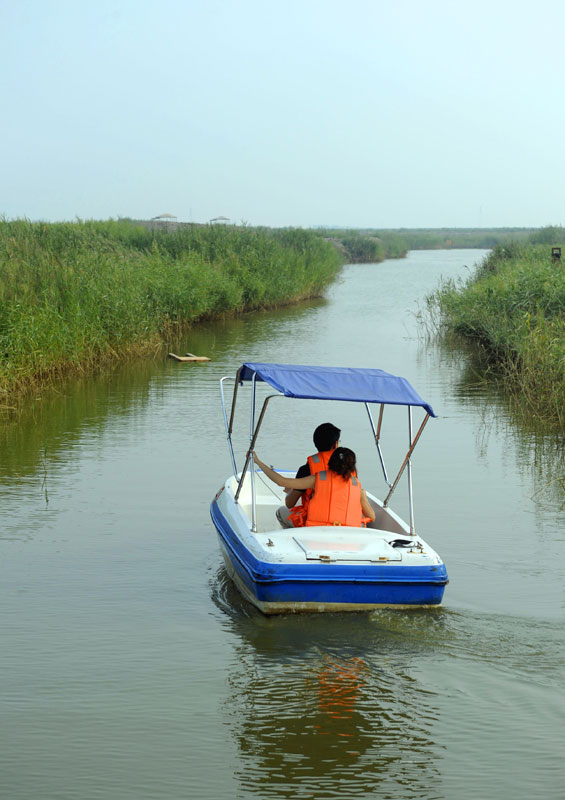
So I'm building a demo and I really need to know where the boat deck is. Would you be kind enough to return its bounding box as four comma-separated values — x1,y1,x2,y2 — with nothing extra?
214,471,444,568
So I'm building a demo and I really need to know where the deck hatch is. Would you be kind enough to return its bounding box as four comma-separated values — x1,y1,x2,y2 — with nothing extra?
293,533,402,562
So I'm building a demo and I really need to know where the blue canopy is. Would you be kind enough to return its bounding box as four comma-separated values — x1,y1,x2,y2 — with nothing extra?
239,363,436,417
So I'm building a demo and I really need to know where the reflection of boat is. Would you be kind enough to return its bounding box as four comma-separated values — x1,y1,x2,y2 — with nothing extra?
210,363,449,614
211,564,444,797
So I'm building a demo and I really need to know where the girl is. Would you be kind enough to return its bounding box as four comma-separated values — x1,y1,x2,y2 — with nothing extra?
253,447,375,528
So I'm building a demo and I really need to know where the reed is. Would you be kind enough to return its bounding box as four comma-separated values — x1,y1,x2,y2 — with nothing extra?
0,219,342,405
399,228,535,250
321,227,534,254
429,244,565,430
317,229,408,262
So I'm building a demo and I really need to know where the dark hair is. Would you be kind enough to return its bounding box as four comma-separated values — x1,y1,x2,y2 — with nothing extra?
328,447,356,480
313,422,341,452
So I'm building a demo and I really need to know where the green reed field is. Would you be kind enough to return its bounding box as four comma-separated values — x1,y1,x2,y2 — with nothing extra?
317,229,408,262
429,240,565,430
398,227,534,250
317,227,534,260
0,220,342,404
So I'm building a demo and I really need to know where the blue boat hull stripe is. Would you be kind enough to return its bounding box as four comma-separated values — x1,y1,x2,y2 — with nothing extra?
210,501,448,606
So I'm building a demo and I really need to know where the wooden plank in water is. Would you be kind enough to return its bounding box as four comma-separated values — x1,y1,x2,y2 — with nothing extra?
168,353,211,362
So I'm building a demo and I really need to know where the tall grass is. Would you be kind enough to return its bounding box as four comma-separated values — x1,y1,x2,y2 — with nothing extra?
340,233,385,263
429,244,565,430
399,228,535,250
0,220,342,402
320,227,536,254
316,229,408,262
528,225,565,245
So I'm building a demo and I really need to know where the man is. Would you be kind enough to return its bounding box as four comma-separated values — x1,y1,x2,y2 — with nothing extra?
276,422,341,529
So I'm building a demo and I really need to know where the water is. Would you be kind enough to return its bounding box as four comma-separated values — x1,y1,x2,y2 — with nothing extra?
1,250,564,799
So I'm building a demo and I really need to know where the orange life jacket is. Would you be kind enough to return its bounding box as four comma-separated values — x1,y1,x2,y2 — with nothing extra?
287,450,335,527
305,470,364,528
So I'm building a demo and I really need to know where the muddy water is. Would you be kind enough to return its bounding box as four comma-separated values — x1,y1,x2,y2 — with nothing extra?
1,250,564,799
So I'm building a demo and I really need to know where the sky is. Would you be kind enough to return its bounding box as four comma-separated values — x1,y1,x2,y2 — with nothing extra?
2,0,565,228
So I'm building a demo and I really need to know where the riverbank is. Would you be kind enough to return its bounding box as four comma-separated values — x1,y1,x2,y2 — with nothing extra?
429,243,565,429
318,227,536,258
320,230,408,262
398,227,535,250
0,220,342,406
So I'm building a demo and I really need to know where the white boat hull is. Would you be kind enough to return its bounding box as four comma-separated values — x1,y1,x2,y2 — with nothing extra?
211,471,448,615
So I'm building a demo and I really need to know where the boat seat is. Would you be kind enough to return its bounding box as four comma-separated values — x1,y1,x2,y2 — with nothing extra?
367,502,406,534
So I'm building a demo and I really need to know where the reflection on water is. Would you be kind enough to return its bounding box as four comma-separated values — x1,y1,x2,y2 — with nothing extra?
0,364,158,480
429,339,565,512
212,567,442,799
212,560,565,799
0,297,327,485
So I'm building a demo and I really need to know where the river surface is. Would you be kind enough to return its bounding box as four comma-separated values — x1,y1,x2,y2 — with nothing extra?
1,250,564,799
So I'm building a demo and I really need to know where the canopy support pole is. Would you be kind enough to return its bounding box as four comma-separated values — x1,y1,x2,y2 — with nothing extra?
407,407,415,535
365,403,392,487
234,393,281,510
227,367,243,437
219,377,237,476
249,374,258,532
383,412,430,522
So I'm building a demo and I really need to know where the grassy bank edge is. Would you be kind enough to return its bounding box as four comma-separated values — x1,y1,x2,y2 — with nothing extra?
0,220,343,411
427,243,565,431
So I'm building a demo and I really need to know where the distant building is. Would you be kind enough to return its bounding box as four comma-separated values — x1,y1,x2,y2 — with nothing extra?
151,213,177,221
210,216,230,224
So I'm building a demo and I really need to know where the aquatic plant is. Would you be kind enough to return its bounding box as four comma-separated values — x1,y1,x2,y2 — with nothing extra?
0,219,342,404
429,245,565,430
314,229,408,263
528,225,565,245
399,228,534,250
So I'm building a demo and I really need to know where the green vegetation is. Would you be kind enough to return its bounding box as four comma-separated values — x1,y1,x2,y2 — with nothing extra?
429,239,565,429
340,233,384,262
317,229,408,262
317,226,536,260
390,227,535,250
0,219,342,403
528,224,565,244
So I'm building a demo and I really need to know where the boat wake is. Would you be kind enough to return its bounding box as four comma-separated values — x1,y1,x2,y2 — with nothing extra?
209,564,255,619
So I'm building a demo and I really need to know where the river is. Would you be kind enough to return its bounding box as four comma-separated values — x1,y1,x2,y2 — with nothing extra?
1,250,564,799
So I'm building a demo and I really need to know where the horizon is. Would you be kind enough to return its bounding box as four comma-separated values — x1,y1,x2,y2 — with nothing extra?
0,216,550,233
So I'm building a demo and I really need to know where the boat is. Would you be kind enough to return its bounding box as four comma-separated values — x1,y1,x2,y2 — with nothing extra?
210,363,448,614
